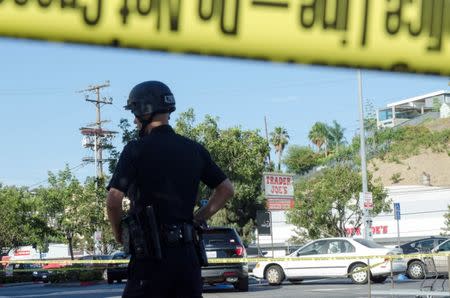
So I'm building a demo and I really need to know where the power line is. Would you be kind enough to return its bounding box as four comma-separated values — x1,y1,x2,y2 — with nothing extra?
28,162,89,189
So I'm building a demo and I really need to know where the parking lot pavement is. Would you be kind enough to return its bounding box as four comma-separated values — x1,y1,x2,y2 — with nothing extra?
1,278,447,298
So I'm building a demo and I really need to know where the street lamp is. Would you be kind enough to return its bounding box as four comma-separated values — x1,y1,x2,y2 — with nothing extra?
357,70,372,240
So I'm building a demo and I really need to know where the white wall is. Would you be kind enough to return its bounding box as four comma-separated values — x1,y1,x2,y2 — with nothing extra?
372,185,450,241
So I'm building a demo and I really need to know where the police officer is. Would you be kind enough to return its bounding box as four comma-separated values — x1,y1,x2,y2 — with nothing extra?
106,81,234,298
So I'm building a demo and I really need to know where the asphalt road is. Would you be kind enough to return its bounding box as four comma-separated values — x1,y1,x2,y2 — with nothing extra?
0,278,449,298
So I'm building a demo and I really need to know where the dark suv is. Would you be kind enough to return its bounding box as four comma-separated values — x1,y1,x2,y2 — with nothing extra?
400,236,448,279
107,252,129,284
201,227,248,292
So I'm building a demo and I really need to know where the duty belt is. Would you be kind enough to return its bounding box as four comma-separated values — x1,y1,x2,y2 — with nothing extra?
161,223,194,246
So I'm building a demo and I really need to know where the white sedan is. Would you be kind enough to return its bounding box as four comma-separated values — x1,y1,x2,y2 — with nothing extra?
252,237,406,285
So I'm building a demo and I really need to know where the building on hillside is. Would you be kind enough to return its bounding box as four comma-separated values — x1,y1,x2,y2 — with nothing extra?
377,90,450,128
256,185,450,255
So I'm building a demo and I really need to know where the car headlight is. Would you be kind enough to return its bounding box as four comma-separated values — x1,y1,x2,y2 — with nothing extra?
33,271,38,275
255,263,260,268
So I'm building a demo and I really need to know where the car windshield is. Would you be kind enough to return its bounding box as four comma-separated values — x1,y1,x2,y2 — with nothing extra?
354,238,385,248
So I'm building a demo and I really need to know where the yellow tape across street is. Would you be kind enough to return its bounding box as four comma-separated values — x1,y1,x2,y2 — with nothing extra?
2,252,450,265
0,0,448,75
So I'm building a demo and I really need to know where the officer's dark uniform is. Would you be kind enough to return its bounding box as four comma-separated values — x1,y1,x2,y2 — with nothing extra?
107,124,226,298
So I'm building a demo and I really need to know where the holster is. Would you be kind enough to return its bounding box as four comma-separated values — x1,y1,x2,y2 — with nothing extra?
121,205,162,260
193,223,208,267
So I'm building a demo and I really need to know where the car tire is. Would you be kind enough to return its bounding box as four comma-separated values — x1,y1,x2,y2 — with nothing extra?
407,260,425,279
371,275,387,283
233,276,249,292
265,265,284,285
350,263,369,284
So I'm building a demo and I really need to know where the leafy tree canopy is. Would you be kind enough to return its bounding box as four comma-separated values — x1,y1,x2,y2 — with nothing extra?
283,145,319,175
287,164,390,241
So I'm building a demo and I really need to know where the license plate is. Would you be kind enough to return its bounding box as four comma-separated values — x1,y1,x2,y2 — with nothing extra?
206,251,217,259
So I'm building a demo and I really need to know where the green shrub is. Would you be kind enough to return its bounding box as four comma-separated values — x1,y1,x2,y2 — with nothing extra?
79,270,103,282
390,172,403,184
47,268,103,283
0,271,34,284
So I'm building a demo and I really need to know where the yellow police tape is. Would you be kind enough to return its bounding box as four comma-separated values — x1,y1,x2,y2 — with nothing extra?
0,0,448,76
2,252,450,266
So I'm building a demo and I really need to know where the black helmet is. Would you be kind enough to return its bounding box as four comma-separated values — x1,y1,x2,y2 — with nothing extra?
124,81,176,117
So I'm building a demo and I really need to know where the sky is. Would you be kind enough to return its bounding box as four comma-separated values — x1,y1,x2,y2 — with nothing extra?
0,37,448,187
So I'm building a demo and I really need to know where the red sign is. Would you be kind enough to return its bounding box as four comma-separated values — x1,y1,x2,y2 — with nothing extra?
345,225,388,236
360,192,373,210
266,198,294,210
14,250,30,256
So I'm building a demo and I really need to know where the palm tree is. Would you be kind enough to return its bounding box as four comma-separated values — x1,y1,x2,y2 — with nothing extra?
270,127,290,172
327,120,346,153
308,122,329,153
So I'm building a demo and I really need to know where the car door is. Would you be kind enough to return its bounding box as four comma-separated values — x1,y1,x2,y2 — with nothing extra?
433,240,450,273
284,240,330,278
324,240,356,277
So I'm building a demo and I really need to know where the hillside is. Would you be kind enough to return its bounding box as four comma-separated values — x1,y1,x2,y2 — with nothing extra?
369,118,450,187
369,149,450,186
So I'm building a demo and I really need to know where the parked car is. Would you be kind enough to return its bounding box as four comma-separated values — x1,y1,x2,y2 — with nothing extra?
252,237,406,285
400,236,448,279
201,227,249,292
429,239,450,274
106,252,130,284
7,263,51,283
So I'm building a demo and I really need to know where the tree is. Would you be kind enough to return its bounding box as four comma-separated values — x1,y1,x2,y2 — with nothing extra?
0,185,31,252
270,127,290,172
283,145,319,175
36,166,85,259
0,184,54,254
287,164,390,240
442,205,450,235
78,177,117,254
174,109,270,243
308,122,329,153
326,120,346,153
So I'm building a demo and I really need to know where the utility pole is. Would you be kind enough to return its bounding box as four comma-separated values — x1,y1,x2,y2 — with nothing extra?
79,81,117,255
357,70,372,240
79,81,117,179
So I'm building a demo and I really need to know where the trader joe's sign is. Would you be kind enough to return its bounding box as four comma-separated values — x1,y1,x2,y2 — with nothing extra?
263,173,295,198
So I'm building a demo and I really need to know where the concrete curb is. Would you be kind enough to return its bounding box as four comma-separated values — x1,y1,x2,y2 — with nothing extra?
0,281,40,288
44,280,105,287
